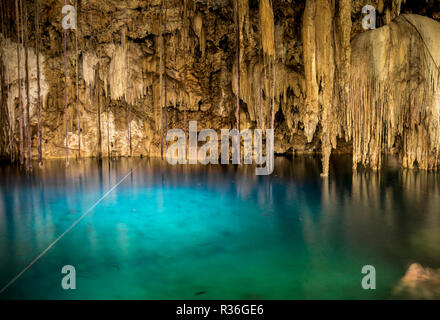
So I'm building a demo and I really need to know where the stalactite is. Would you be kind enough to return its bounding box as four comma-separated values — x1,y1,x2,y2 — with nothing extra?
0,0,4,37
120,23,132,157
173,32,177,125
164,5,168,152
302,0,319,143
182,0,188,139
159,0,164,160
258,0,275,132
257,45,264,165
106,97,110,158
107,14,113,158
108,46,127,101
127,50,132,157
258,48,263,131
0,0,48,162
164,62,168,138
1,62,7,158
302,0,348,176
193,12,205,58
35,0,42,166
271,60,275,130
75,0,80,160
317,0,336,177
64,0,69,165
348,14,440,171
97,63,102,159
152,11,159,128
126,101,132,157
334,0,352,132
235,0,240,131
0,0,11,37
263,55,269,128
87,9,95,133
16,0,23,165
23,1,31,170
3,0,8,36
0,5,14,160
0,45,9,159
1,49,13,161
259,0,275,58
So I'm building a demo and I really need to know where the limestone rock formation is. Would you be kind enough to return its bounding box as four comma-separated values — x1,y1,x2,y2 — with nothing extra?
394,263,440,299
348,14,440,171
0,0,439,174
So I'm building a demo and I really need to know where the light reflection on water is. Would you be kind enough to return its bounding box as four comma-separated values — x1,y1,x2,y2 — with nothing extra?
0,156,439,299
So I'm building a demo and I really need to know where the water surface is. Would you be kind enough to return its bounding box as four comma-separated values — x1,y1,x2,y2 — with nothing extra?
0,156,439,299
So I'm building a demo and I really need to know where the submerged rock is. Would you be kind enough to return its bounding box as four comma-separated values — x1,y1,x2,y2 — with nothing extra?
394,263,440,299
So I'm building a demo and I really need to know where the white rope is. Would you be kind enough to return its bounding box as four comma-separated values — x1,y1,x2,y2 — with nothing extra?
0,167,136,295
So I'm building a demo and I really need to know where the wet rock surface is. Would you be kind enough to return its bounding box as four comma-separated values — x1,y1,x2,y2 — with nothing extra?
394,263,440,299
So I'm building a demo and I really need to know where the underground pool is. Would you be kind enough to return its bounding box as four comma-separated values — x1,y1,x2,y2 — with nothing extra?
0,156,439,299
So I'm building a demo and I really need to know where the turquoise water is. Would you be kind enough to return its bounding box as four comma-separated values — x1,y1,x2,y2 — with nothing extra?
0,156,439,299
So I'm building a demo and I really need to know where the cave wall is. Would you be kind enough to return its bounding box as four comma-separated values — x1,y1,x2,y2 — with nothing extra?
1,0,440,173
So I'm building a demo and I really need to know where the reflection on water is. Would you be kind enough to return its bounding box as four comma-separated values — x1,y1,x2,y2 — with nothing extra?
0,156,439,299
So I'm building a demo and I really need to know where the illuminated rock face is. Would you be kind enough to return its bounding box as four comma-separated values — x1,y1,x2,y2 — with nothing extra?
394,263,440,299
348,14,440,171
0,0,439,173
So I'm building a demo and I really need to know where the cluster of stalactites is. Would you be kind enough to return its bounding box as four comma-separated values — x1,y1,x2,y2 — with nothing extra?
347,14,440,171
302,0,352,176
259,0,274,58
0,37,48,128
231,0,277,131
